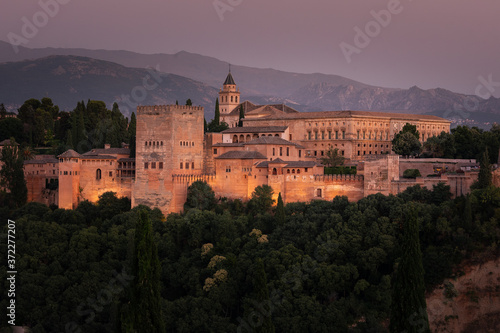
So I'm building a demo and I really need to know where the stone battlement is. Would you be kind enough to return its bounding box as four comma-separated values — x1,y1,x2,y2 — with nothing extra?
172,174,216,183
314,174,363,182
137,105,204,115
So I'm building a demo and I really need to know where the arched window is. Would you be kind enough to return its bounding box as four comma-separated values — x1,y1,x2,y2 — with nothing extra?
96,169,102,180
272,168,277,175
287,169,290,174
292,169,295,174
233,135,238,143
316,189,322,197
297,169,301,174
239,135,244,143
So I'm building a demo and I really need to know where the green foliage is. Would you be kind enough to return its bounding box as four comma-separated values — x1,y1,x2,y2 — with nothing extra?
0,117,24,142
390,204,430,333
3,168,500,332
120,209,165,332
185,99,193,106
324,166,356,175
392,130,422,157
422,132,456,158
473,149,492,190
0,138,27,208
184,181,216,211
207,98,229,132
403,169,422,178
320,147,345,167
249,185,275,214
275,193,285,226
128,112,137,157
238,105,244,127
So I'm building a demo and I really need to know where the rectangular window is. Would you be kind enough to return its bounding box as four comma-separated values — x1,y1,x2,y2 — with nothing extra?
314,151,317,156
299,150,302,158
180,162,183,169
289,134,292,140
214,148,218,155
342,131,345,139
109,171,113,177
185,162,189,169
152,162,156,169
335,131,339,139
315,132,318,140
322,132,325,139
357,131,360,139
64,171,68,175
328,131,331,139
280,147,283,156
159,162,163,169
273,148,275,156
321,151,324,156
308,132,312,140
341,150,345,156
144,162,149,169
286,147,289,156
192,162,195,169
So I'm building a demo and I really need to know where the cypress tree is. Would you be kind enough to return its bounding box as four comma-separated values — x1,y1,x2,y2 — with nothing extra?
252,259,275,333
0,103,6,118
128,112,136,157
0,139,27,208
275,192,285,226
390,204,430,333
214,98,220,126
185,99,192,106
476,148,492,189
238,105,244,127
121,210,165,332
65,129,73,149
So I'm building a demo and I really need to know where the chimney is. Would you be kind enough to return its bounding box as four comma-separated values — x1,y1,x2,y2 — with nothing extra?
104,144,111,149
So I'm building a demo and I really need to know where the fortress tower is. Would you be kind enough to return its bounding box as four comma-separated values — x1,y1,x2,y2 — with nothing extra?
132,105,205,214
219,70,240,116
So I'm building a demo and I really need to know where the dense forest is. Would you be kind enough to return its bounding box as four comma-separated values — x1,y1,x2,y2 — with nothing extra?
0,180,499,332
1,97,500,331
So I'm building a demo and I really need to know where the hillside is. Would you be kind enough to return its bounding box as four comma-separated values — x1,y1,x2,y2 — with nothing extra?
0,55,219,118
1,41,500,126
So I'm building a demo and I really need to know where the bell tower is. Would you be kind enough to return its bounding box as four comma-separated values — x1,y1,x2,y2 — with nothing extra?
219,66,240,115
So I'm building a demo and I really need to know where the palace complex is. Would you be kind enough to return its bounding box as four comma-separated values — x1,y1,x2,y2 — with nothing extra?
16,72,481,215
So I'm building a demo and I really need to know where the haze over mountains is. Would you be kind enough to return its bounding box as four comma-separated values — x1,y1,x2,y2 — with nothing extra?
1,40,499,127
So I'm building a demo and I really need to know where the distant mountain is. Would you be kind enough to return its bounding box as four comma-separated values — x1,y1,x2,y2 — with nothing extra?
0,55,219,118
1,41,499,128
0,40,385,98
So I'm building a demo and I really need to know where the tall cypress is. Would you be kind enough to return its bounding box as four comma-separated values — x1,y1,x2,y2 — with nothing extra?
390,204,430,333
214,98,220,126
120,210,165,332
252,259,275,333
476,148,492,189
128,112,137,157
275,192,285,226
0,139,27,208
238,105,244,127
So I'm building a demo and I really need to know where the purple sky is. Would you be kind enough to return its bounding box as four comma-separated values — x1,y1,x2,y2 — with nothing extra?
2,0,500,97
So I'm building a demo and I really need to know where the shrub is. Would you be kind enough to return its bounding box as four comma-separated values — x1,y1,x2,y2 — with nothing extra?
403,169,422,178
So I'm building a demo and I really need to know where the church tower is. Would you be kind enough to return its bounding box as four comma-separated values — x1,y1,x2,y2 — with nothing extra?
219,68,240,115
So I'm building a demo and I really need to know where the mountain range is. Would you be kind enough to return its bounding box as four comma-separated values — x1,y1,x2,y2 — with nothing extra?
1,40,499,127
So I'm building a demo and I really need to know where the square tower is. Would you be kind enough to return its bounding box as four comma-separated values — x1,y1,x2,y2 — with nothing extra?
132,105,204,214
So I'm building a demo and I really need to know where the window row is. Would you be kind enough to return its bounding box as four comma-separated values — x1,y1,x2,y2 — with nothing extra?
286,169,301,174
357,151,387,156
60,171,78,176
145,141,163,147
180,141,195,147
272,147,291,157
144,162,164,169
358,144,390,148
221,95,238,103
308,131,345,140
357,131,390,140
180,161,195,170
306,150,345,157
308,122,346,127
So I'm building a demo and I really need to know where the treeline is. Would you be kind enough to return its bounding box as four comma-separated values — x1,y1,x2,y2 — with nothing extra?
1,182,499,332
0,98,136,155
394,123,500,163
